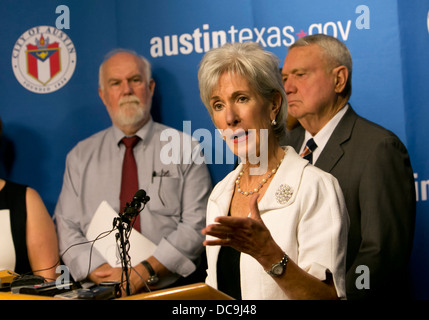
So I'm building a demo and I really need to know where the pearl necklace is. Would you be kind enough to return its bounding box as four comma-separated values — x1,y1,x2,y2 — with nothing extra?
235,149,287,196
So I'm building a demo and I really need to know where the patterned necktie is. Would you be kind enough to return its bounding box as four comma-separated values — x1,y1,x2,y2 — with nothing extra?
300,138,317,164
120,136,141,231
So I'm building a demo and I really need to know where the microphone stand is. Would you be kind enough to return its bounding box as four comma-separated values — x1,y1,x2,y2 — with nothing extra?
113,216,132,296
113,190,150,296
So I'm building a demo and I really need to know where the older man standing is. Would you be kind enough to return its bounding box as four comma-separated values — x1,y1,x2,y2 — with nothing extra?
282,34,415,300
55,49,211,294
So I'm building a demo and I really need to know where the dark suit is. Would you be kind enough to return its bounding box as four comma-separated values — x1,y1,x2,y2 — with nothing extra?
286,106,416,300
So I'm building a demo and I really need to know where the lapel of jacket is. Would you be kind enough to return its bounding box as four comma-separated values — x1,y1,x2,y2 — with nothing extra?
209,167,240,216
314,106,358,173
257,146,306,213
209,147,306,214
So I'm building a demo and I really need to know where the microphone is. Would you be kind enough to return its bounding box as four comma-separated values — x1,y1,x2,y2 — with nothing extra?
130,189,150,207
122,189,150,222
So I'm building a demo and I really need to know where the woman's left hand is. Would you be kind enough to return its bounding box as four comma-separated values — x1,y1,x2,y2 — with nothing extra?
202,194,280,263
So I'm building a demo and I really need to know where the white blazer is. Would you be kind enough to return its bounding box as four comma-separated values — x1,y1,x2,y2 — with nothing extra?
205,147,349,300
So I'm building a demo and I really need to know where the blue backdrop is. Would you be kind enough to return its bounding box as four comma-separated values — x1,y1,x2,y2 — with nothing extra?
0,0,428,299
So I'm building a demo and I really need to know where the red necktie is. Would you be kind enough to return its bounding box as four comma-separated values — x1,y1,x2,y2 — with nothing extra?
120,136,141,232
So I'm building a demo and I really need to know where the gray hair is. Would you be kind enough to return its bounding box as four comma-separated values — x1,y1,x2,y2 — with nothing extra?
98,48,152,89
198,41,287,140
290,34,352,98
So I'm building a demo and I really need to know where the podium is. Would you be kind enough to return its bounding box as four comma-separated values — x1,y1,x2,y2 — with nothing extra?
119,283,234,300
0,283,233,300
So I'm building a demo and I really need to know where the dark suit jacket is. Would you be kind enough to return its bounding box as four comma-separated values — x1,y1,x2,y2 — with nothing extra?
286,106,416,300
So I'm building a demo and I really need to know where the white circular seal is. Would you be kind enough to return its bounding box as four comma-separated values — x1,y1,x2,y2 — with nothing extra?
11,25,76,94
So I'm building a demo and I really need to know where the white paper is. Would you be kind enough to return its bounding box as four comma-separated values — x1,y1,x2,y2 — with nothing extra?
86,201,156,268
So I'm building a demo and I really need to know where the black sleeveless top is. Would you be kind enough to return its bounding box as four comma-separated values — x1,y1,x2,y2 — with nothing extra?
0,181,32,275
216,210,242,300
217,245,242,300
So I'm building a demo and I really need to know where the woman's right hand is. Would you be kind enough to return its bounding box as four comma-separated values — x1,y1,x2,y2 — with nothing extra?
202,194,284,269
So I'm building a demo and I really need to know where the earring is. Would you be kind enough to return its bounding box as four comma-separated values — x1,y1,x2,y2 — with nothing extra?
271,119,277,126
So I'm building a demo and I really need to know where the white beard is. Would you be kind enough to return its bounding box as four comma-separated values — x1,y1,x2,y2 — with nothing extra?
114,96,150,128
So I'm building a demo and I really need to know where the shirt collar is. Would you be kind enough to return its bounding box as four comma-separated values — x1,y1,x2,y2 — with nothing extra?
302,104,349,153
113,117,154,147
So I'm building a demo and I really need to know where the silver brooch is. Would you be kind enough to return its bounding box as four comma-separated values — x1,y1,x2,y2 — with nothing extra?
275,184,294,204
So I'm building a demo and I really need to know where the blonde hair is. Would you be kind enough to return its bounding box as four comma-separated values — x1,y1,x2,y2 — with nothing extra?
198,41,287,139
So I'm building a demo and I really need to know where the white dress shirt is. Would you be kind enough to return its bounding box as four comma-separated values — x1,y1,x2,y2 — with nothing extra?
299,104,349,164
55,119,212,285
